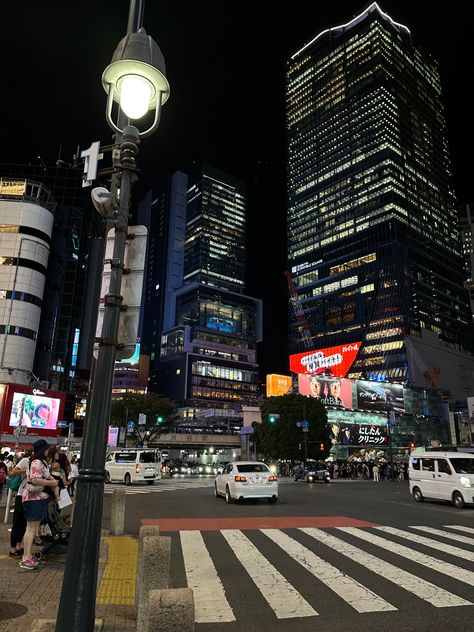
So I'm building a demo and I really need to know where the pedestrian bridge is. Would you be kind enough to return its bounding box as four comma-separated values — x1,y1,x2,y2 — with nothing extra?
154,433,241,448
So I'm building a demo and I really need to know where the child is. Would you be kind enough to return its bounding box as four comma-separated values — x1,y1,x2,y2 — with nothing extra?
50,461,64,502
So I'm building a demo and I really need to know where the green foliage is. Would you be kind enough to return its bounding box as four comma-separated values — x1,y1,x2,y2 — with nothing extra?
110,393,177,440
254,394,329,461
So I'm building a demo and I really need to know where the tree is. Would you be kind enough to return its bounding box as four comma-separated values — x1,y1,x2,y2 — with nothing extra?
109,393,177,444
254,394,329,461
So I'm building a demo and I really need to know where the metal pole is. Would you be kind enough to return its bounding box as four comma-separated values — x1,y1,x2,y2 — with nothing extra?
55,126,140,632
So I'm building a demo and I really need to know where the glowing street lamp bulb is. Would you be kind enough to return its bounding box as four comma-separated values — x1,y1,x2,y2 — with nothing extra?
119,75,152,119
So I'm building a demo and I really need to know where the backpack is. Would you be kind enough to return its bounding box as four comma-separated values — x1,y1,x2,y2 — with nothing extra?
8,474,23,492
0,464,7,485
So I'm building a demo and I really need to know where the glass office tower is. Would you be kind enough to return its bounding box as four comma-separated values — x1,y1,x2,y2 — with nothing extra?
185,165,246,293
286,3,473,381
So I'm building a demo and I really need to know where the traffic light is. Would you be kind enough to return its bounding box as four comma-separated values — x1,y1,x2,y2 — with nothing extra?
155,415,165,424
319,443,325,451
268,413,280,424
408,442,415,450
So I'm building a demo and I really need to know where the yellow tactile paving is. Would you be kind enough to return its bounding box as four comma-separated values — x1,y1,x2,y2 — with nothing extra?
96,535,138,605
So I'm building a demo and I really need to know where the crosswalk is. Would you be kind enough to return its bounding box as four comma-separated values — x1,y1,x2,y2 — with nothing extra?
170,524,474,624
103,480,214,495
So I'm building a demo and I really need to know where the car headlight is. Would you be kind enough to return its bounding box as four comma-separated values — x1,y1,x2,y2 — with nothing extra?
460,476,471,487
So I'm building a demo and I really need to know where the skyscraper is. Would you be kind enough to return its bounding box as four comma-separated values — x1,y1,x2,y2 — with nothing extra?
140,165,261,424
286,3,473,383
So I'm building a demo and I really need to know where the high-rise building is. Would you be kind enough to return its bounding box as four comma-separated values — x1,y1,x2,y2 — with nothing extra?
286,3,473,385
459,203,474,320
140,165,261,425
184,165,246,293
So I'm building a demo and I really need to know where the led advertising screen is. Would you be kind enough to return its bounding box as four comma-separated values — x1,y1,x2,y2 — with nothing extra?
328,410,388,447
298,375,353,408
289,342,361,378
356,380,404,412
206,316,238,334
9,392,61,430
266,374,293,397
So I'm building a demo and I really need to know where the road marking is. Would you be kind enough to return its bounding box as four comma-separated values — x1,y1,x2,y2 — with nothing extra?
339,527,474,587
96,536,137,606
262,529,396,613
301,528,470,607
180,530,235,623
407,526,474,549
443,525,474,536
221,529,317,619
376,526,474,561
142,516,378,531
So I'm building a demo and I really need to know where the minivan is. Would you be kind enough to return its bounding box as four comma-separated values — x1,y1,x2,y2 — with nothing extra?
105,449,162,485
409,451,474,508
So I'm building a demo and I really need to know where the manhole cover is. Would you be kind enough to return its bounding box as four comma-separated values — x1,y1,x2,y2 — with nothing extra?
0,601,28,620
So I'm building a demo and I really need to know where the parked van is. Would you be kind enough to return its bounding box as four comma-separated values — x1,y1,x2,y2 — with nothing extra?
105,449,161,485
409,451,474,508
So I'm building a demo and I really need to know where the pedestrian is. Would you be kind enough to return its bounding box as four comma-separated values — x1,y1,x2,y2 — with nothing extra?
373,463,380,482
0,453,8,502
20,439,59,569
8,447,33,558
69,455,79,497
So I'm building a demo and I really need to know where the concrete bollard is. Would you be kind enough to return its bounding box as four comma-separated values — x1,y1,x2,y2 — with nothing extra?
136,535,171,632
110,488,126,535
136,525,161,617
145,588,194,632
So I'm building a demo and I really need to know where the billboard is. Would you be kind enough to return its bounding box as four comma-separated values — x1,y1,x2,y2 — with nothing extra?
356,380,404,412
1,385,64,436
266,374,292,397
327,410,388,447
299,375,353,408
289,342,361,377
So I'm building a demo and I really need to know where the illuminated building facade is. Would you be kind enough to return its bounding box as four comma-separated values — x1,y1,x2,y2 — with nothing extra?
459,203,474,320
140,166,261,424
185,165,246,293
286,3,473,382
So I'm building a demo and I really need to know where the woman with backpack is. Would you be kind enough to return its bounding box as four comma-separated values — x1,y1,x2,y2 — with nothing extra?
20,439,59,569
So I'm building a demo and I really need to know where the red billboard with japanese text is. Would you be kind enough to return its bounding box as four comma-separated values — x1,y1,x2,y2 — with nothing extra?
289,342,361,377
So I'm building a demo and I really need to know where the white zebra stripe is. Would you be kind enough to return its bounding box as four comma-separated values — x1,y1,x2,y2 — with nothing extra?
443,525,474,536
340,527,474,587
375,526,474,561
405,526,474,551
180,530,235,623
300,528,471,607
261,529,396,613
221,530,317,619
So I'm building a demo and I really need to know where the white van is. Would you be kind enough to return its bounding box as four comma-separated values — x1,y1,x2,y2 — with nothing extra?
105,449,161,485
409,451,474,508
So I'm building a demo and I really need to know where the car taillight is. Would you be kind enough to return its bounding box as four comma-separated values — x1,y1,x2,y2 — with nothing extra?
136,464,141,473
268,475,278,482
235,475,247,482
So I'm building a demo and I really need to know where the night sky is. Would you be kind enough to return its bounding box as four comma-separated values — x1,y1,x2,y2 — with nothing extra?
3,1,472,379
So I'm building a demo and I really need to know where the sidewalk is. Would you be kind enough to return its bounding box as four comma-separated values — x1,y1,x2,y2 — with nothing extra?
0,498,136,631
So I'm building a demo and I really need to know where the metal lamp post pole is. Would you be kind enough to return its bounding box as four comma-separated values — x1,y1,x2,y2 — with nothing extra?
55,126,139,632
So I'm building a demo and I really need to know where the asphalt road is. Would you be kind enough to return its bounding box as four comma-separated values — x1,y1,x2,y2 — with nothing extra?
102,478,474,632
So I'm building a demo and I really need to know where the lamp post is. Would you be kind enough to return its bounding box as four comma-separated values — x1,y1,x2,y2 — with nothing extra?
55,3,169,630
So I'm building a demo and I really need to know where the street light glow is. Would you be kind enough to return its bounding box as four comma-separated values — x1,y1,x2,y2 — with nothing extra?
118,75,153,119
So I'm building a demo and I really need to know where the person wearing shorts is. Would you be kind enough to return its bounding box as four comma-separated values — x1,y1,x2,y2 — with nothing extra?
21,439,58,570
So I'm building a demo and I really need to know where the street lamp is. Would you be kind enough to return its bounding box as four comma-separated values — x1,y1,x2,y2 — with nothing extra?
55,3,169,631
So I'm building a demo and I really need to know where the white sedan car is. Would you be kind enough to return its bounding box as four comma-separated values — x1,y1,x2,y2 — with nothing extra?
215,461,278,504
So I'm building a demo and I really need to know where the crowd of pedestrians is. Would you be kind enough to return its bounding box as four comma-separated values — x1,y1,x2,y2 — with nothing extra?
1,441,78,570
277,459,409,482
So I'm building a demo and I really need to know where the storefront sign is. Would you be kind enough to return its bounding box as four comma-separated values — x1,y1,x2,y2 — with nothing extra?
0,179,26,196
289,342,361,377
266,374,293,397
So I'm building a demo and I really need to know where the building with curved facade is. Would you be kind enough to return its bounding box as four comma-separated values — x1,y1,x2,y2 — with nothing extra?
0,179,54,385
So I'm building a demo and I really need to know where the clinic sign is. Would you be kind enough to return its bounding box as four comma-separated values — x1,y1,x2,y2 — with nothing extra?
289,342,361,377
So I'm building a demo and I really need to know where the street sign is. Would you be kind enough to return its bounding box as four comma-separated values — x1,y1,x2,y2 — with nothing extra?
138,413,146,425
127,420,135,430
301,419,309,432
57,420,68,428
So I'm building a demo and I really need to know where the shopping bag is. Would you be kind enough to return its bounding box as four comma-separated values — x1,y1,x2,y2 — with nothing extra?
58,488,73,509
